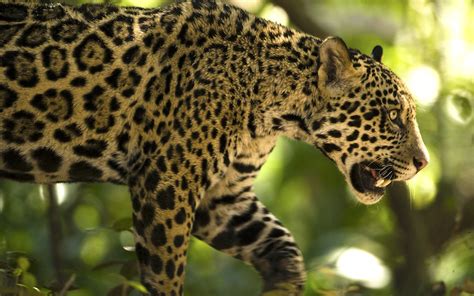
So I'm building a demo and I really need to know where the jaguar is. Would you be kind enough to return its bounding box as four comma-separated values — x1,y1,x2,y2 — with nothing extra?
0,0,429,295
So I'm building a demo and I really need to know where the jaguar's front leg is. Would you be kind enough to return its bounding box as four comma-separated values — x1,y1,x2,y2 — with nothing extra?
129,166,198,296
193,187,306,295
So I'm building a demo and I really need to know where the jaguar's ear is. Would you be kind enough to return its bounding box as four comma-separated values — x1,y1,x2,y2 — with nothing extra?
371,45,383,62
318,37,354,87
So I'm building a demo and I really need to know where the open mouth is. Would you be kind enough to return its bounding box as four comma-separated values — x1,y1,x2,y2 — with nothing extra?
349,161,393,196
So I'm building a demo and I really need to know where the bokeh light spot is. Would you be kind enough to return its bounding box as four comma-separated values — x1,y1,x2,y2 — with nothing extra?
229,0,262,12
335,247,390,289
260,4,289,26
408,173,437,208
74,204,100,230
55,183,68,205
80,233,108,266
119,0,162,8
408,148,440,209
405,65,440,107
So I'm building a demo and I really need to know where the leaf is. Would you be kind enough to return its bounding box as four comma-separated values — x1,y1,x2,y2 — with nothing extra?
13,267,23,277
126,280,148,293
111,217,133,231
17,256,30,271
106,279,146,296
27,286,44,296
21,271,37,288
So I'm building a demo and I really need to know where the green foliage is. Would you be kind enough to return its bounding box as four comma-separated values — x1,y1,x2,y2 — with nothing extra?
1,0,473,295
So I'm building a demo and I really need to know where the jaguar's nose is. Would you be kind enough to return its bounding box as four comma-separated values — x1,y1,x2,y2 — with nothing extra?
413,156,428,172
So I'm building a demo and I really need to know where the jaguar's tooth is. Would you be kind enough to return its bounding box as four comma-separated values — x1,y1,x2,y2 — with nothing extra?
375,179,392,188
375,179,384,187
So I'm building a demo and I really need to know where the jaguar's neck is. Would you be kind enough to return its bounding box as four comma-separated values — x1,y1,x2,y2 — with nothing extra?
216,20,325,144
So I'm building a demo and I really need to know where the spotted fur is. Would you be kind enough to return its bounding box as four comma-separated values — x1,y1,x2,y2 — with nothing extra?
0,0,428,295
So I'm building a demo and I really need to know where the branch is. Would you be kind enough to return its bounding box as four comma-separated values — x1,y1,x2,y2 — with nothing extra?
271,0,331,38
387,182,431,295
44,185,65,287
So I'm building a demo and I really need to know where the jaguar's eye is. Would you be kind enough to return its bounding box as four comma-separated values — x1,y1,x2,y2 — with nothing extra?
389,109,399,121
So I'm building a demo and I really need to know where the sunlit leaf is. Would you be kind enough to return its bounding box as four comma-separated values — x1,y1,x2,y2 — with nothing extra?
17,256,30,271
13,267,22,277
126,280,148,293
21,271,37,288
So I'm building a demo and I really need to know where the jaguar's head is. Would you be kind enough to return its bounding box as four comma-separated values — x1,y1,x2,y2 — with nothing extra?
314,37,429,204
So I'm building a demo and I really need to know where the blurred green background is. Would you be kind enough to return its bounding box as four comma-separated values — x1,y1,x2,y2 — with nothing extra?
1,0,473,295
